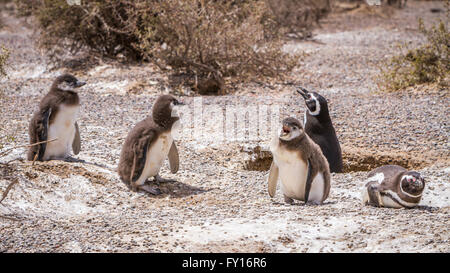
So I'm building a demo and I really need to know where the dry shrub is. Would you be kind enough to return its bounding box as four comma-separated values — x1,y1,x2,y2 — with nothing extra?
20,0,144,61
14,0,42,16
0,45,12,150
0,134,15,151
333,0,407,12
0,45,9,78
138,0,297,93
15,0,300,93
378,19,449,92
383,0,407,8
266,0,331,38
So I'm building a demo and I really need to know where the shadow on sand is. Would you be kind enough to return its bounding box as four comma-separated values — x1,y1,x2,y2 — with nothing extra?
144,179,209,199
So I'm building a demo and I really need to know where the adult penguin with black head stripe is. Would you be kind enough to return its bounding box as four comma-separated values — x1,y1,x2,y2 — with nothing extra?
362,165,425,208
118,95,183,194
297,86,343,173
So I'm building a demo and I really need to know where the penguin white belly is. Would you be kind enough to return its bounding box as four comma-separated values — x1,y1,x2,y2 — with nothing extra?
308,172,325,203
361,187,408,208
278,159,307,200
361,187,370,205
271,141,308,200
135,132,173,186
382,190,418,208
44,104,79,160
380,195,403,208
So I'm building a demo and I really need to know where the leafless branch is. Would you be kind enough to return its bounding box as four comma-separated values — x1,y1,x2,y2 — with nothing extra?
0,178,18,204
0,138,58,158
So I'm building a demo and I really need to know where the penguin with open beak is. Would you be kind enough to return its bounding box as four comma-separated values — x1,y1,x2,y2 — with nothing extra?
269,117,331,205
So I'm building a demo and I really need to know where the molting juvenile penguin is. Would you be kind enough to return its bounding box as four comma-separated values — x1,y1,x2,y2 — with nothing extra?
297,87,343,173
28,74,86,161
118,95,183,194
362,165,425,208
269,117,331,205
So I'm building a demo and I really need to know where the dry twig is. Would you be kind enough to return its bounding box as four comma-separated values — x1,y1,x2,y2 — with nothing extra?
0,215,21,221
0,178,18,204
0,138,58,158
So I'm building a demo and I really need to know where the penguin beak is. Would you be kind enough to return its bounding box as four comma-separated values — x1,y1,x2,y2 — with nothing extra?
296,87,310,100
174,99,185,106
74,81,86,88
281,125,291,136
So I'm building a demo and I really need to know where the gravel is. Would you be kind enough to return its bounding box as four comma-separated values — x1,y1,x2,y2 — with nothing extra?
0,1,448,253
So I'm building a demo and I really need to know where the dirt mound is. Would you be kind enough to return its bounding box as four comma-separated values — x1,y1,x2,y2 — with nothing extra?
243,145,431,173
31,163,109,185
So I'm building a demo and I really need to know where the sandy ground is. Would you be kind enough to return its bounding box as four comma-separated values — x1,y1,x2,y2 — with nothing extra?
0,1,449,252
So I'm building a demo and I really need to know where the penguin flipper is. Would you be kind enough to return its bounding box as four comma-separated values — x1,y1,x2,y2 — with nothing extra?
33,108,51,161
168,141,179,174
72,122,81,155
130,131,154,184
268,161,279,198
304,158,313,203
366,181,382,207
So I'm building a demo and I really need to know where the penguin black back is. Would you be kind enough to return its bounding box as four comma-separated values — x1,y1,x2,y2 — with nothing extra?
118,95,182,191
27,74,85,161
297,87,343,173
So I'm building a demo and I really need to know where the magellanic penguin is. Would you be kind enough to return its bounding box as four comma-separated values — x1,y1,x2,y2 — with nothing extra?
297,87,343,173
28,74,86,161
269,117,331,205
118,95,183,194
362,165,425,208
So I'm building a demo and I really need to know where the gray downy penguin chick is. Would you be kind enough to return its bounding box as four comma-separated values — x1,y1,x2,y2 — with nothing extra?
362,165,425,208
28,74,86,161
118,95,183,195
269,117,331,205
297,87,343,173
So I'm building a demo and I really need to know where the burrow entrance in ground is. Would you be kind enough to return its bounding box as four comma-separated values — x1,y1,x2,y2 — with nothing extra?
243,146,431,173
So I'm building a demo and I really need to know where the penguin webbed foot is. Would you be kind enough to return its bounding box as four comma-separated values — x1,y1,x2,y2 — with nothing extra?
284,195,294,205
129,181,162,195
139,184,162,195
367,183,382,207
154,174,177,184
63,156,84,163
305,200,322,206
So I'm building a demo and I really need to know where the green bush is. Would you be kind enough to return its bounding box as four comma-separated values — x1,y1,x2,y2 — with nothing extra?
378,19,449,91
15,0,304,93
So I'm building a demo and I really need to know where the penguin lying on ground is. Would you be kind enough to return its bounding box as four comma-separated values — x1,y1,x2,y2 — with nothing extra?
269,117,331,205
362,165,425,208
28,74,86,161
118,95,183,194
297,87,343,173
